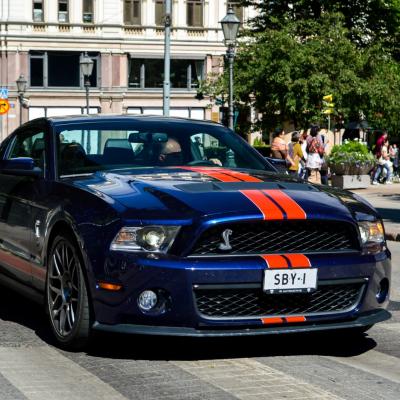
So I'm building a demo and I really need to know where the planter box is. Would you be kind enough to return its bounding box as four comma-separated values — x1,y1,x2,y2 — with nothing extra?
331,174,370,189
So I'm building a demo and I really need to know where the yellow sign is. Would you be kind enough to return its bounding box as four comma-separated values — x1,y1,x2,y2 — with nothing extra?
323,94,333,102
323,109,333,115
0,99,10,115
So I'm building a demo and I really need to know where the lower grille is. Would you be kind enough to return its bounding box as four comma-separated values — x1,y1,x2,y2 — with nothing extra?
194,282,365,319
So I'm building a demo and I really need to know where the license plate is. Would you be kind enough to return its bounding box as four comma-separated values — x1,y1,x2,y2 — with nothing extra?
263,269,318,294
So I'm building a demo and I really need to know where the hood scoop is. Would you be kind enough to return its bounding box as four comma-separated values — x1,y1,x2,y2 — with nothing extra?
174,181,319,193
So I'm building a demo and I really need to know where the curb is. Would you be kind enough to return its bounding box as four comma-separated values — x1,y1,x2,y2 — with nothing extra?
385,231,400,242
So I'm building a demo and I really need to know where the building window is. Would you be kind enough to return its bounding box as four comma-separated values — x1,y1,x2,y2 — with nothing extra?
128,58,204,89
33,0,44,22
227,1,243,23
155,0,164,26
58,0,69,23
83,0,94,23
124,0,141,25
187,0,203,27
30,51,99,88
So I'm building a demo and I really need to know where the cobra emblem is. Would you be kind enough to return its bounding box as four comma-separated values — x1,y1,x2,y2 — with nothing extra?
218,229,233,251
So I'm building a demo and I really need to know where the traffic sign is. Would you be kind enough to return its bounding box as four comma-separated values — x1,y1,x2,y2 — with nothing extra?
0,88,8,99
0,99,10,115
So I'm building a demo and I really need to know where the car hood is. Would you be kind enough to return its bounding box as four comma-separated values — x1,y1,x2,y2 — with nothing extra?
66,167,379,224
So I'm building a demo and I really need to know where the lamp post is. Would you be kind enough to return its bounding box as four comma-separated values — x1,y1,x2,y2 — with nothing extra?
16,74,27,126
220,8,240,131
80,52,94,115
163,0,172,116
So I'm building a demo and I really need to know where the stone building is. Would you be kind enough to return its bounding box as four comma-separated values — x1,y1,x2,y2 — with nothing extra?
0,0,255,140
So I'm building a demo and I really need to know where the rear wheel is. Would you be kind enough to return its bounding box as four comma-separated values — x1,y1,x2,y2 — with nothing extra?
46,234,91,350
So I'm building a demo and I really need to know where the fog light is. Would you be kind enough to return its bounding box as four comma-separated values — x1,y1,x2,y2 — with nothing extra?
376,278,389,304
138,290,158,311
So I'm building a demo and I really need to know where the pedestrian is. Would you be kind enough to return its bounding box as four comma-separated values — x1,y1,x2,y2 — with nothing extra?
299,130,309,179
374,130,388,158
306,125,324,184
287,131,304,177
270,127,294,167
389,143,398,178
373,139,392,185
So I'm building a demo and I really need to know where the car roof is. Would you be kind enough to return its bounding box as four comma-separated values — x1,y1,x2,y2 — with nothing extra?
36,114,223,128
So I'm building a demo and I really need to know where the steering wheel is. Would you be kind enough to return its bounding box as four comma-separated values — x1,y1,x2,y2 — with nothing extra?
187,160,217,166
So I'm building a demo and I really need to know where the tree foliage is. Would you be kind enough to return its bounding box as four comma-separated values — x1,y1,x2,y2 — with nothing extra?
216,1,400,135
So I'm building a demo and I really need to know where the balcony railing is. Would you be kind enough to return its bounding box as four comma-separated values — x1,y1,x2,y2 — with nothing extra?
1,21,223,43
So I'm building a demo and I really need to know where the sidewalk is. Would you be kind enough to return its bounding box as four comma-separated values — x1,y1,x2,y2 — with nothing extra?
351,183,400,241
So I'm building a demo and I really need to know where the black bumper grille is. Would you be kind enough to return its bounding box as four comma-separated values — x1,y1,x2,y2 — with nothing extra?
194,282,365,318
190,221,359,256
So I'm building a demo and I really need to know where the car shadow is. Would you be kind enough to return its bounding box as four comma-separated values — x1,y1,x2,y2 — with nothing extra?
0,285,377,360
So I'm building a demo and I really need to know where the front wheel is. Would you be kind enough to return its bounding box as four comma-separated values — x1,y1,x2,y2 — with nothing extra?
46,234,91,350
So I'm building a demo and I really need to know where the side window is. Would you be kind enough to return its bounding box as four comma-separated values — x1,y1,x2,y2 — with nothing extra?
7,130,46,170
0,137,11,160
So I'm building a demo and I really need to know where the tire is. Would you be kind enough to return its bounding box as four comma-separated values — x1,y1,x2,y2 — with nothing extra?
46,234,91,350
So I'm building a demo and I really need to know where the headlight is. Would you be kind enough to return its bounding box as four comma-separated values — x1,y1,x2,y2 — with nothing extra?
110,226,180,253
358,221,385,245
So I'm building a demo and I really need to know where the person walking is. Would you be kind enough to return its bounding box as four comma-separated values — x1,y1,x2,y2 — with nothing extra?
270,127,294,167
306,125,324,184
288,131,304,177
373,139,392,184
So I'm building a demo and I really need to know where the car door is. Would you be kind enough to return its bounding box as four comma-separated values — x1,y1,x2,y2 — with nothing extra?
0,123,48,286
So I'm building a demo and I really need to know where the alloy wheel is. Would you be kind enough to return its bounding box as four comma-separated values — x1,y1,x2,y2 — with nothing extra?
48,240,80,337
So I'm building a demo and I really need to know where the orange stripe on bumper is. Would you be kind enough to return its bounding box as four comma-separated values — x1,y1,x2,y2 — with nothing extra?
284,254,311,268
263,190,307,220
261,317,284,325
240,190,284,220
261,254,289,269
261,316,307,325
285,316,307,323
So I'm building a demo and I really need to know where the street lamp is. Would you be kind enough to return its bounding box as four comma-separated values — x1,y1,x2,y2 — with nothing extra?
16,74,27,126
220,8,240,130
80,52,94,115
163,0,172,116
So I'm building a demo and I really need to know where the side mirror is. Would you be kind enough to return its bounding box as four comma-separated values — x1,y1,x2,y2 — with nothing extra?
0,157,42,177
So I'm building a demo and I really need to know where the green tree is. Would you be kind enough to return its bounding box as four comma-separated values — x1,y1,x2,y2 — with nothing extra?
219,1,400,135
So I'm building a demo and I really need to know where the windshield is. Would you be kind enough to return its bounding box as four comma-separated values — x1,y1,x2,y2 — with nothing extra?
56,120,272,177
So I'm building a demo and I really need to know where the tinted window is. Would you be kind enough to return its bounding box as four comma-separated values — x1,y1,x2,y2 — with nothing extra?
56,121,271,177
8,130,46,170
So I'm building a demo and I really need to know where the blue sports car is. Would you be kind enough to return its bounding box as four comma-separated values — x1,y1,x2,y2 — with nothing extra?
0,115,391,349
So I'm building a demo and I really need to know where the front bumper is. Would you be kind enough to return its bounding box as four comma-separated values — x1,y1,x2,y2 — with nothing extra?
93,309,391,337
90,250,391,334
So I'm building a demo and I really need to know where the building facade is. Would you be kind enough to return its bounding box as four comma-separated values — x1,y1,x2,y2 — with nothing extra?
0,0,255,140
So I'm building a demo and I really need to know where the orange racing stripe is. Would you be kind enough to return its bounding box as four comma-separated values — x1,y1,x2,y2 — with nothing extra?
263,190,307,220
261,316,307,325
261,317,284,325
183,167,241,182
240,190,284,220
261,254,289,269
284,254,311,268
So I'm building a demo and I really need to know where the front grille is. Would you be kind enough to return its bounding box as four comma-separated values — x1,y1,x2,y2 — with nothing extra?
190,221,359,256
194,282,365,318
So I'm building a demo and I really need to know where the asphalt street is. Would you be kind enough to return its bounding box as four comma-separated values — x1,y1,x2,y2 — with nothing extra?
0,242,398,400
